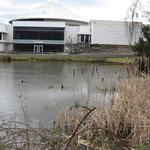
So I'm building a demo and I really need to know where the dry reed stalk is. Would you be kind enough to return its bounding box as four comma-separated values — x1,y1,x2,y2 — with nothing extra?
104,76,150,145
55,76,150,148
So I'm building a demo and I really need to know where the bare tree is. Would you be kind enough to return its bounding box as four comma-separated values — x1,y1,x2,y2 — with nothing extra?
124,0,142,45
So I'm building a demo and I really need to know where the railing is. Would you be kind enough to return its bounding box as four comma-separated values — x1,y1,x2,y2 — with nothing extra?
13,39,65,45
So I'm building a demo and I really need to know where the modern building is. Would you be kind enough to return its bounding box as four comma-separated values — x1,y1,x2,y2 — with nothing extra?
7,0,88,53
0,18,142,53
0,23,13,52
90,20,141,45
0,0,148,53
1,19,142,53
10,18,87,53
0,0,144,53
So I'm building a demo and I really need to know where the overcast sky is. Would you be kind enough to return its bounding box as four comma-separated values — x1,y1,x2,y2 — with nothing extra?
0,0,149,24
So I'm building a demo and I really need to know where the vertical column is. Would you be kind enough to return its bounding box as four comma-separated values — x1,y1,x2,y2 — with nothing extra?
89,35,91,44
87,35,90,46
78,35,81,43
1,33,4,40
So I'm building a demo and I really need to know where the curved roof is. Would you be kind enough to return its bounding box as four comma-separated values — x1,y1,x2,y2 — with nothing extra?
10,18,88,26
10,0,87,26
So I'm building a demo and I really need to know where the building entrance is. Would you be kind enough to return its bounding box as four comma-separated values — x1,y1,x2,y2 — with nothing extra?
33,45,43,53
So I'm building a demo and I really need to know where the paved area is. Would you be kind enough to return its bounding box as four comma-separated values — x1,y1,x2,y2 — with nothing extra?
77,47,134,58
0,46,134,58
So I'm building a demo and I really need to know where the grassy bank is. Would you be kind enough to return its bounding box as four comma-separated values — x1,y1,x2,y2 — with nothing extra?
0,53,129,64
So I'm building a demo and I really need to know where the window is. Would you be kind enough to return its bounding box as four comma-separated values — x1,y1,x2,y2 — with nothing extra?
13,27,65,41
0,33,2,40
81,35,84,42
85,35,89,43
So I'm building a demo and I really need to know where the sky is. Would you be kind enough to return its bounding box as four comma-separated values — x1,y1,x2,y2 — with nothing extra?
0,0,149,24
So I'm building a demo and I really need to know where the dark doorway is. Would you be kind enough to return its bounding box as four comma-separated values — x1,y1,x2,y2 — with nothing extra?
85,35,89,43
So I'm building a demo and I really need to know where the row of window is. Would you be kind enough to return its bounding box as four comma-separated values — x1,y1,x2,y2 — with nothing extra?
13,27,65,40
14,31,64,40
80,34,91,43
14,27,64,32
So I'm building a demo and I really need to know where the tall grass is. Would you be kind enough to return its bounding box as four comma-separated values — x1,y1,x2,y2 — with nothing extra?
55,75,150,149
108,76,150,145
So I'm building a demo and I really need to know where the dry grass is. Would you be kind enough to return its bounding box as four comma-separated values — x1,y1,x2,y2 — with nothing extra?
55,75,150,149
109,76,150,144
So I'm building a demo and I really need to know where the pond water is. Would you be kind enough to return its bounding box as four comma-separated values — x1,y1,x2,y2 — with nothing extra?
0,62,128,125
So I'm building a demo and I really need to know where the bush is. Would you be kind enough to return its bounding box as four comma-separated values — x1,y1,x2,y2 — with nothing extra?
132,25,150,73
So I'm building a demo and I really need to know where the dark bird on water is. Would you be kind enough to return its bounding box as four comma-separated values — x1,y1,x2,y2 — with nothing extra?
102,77,104,83
61,84,64,90
73,69,75,76
82,68,84,75
21,79,26,83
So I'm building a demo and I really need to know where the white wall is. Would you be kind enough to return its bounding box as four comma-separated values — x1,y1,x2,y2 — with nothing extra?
0,43,7,52
0,43,3,51
6,25,13,52
6,25,13,42
91,20,141,45
0,24,13,52
0,23,8,33
78,25,91,34
12,21,66,28
65,25,79,44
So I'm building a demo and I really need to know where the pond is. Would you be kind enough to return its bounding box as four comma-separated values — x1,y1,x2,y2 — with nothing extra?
0,62,128,125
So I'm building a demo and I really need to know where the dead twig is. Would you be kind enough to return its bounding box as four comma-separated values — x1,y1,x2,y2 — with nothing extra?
64,107,96,150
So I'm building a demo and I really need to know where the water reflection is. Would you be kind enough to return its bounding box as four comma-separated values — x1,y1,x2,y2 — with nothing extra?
0,62,127,123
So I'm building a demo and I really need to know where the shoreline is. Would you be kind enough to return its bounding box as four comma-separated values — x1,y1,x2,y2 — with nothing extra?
0,53,132,64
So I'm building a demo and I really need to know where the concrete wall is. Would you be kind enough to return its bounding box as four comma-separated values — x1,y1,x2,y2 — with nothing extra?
65,25,79,44
0,43,7,52
6,25,13,52
90,20,141,45
0,24,13,52
0,43,3,51
78,25,91,34
0,24,7,52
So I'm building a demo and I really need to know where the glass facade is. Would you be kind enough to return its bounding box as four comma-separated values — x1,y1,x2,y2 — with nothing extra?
14,44,64,52
13,27,64,40
13,27,65,52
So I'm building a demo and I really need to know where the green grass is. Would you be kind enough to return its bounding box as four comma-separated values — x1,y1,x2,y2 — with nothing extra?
105,57,128,64
135,144,150,150
0,53,130,64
